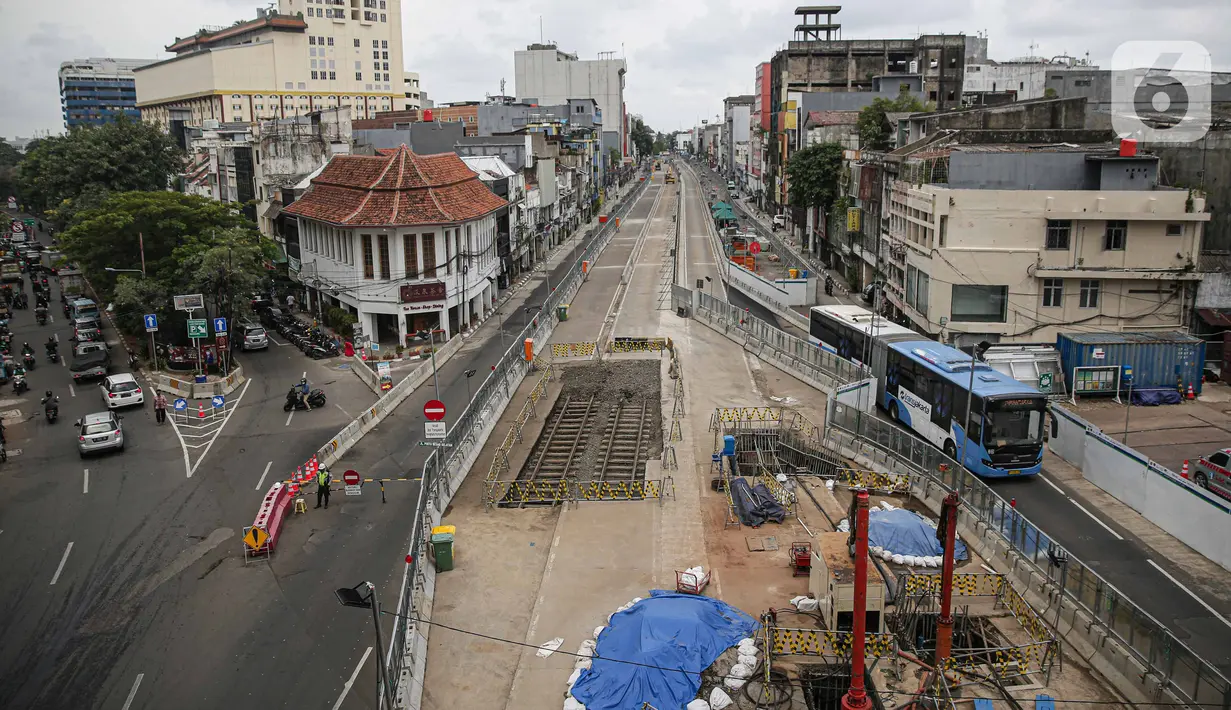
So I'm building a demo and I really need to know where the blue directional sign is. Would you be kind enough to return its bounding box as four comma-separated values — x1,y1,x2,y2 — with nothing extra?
143,314,158,332
173,398,188,411
211,394,226,409
213,317,228,335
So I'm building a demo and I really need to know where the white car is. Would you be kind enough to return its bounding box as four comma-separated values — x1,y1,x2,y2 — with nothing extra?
100,373,144,409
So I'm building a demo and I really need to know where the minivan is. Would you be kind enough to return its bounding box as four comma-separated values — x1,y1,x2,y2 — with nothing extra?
71,298,100,320
240,323,269,351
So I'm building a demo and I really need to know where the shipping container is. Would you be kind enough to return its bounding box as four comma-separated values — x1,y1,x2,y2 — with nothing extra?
1056,331,1205,397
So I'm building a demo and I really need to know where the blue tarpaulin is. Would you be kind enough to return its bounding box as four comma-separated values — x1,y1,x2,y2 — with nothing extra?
571,591,760,710
1131,388,1181,406
869,508,969,561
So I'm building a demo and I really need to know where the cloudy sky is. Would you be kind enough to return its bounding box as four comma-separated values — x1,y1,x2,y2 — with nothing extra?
2,0,1227,138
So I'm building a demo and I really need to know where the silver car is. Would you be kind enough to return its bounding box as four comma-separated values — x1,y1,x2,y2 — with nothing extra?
76,411,125,457
241,323,269,351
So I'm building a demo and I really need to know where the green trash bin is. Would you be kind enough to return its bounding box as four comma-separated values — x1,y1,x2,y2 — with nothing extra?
430,532,454,572
556,304,570,321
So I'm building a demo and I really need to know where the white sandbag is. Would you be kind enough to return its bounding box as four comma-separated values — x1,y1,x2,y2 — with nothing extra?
631,597,643,605
825,479,835,491
738,652,759,667
791,595,819,612
564,698,586,710
685,566,705,577
593,626,605,639
870,545,883,555
903,555,918,567
737,637,756,648
729,663,753,679
891,553,906,565
686,700,711,710
537,637,564,657
680,572,698,587
576,645,594,659
580,639,596,651
880,501,896,511
926,556,940,568
709,687,734,709
723,677,747,690
567,668,582,688
881,549,893,561
574,657,592,670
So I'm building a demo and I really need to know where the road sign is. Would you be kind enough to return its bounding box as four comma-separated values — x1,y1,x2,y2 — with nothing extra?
749,241,762,255
173,398,188,411
243,526,270,551
10,220,22,234
424,399,446,421
1038,373,1053,393
342,469,362,496
174,293,205,311
425,421,446,439
1092,348,1105,360
216,334,228,350
6,197,15,210
213,317,228,335
22,218,33,228
187,319,207,338
212,395,226,408
143,314,158,332
417,441,455,448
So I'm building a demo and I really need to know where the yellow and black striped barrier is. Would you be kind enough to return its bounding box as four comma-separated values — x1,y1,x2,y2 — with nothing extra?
832,468,911,494
770,628,897,658
714,407,781,423
901,573,1005,598
610,336,672,354
486,478,671,505
551,341,597,358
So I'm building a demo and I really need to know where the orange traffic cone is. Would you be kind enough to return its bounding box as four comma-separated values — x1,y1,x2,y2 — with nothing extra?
1187,383,1196,400
198,403,206,419
1181,460,1190,479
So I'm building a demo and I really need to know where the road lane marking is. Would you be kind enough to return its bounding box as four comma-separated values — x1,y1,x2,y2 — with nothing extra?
83,469,88,494
332,646,373,710
285,410,294,427
121,673,144,710
256,460,272,490
187,378,252,478
68,384,75,397
1067,498,1124,540
267,332,288,347
50,542,73,585
1146,559,1231,629
1038,473,1066,495
335,403,350,418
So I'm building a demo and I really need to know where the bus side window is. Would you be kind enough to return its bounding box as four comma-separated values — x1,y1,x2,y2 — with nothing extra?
1048,413,1057,441
886,350,899,386
932,382,952,427
899,360,916,393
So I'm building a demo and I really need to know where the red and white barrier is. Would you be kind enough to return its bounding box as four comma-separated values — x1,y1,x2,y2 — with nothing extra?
247,482,292,558
1181,460,1190,479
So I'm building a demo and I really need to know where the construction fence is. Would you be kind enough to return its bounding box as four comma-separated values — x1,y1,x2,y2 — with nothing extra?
488,478,673,506
551,341,597,358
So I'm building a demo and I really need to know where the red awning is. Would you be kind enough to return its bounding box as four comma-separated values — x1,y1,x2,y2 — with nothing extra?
1198,308,1231,327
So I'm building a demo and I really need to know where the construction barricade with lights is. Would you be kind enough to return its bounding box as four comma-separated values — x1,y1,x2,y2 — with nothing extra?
770,628,897,658
551,341,597,358
608,336,672,355
490,477,672,506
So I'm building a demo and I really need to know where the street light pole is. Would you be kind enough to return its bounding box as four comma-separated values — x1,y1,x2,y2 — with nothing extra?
334,582,395,709
958,342,987,471
464,368,476,400
429,328,441,402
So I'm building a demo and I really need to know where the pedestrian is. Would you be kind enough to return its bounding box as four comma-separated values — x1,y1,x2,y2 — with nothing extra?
286,293,296,312
315,466,332,509
153,390,168,424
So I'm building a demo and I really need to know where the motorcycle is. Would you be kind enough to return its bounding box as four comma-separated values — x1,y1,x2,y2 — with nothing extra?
42,397,59,423
47,348,59,364
35,308,47,325
284,387,327,412
12,374,27,394
22,352,36,370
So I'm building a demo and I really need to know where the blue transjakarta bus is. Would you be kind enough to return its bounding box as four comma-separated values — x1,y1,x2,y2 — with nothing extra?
809,305,1047,478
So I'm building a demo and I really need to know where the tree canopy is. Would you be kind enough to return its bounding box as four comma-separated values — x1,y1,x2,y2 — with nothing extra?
17,115,184,221
0,140,21,205
786,142,845,212
856,90,927,151
630,116,655,158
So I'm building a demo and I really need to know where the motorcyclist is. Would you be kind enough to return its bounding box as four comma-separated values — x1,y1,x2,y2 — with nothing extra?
46,337,57,355
41,390,59,412
297,377,312,411
21,342,33,357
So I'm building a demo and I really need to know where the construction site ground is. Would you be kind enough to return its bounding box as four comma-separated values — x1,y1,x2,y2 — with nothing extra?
418,165,1135,710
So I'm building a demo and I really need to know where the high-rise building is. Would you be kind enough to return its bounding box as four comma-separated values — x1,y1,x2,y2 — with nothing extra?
135,1,405,131
59,58,156,129
514,44,626,158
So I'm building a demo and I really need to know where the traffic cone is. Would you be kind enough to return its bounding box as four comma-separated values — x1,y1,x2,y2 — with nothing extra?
1187,383,1196,400
1181,460,1190,479
197,403,205,419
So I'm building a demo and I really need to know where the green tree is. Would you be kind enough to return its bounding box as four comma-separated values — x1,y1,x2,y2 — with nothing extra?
786,142,845,216
17,115,184,218
629,116,655,158
0,141,21,205
856,90,926,151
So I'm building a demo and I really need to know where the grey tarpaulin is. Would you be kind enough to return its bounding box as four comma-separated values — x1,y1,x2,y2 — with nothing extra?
730,477,787,526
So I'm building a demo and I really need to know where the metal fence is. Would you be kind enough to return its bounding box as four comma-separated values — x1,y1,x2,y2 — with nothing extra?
388,177,652,707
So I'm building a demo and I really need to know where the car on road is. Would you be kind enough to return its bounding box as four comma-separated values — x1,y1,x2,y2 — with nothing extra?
772,214,787,229
100,373,144,408
70,349,110,382
76,411,125,457
1191,450,1231,500
240,322,269,351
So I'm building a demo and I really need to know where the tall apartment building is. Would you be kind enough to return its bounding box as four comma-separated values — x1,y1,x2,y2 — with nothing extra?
135,0,404,132
722,95,753,184
879,141,1208,347
962,55,1098,106
59,58,156,129
748,63,772,207
404,72,422,110
514,44,627,158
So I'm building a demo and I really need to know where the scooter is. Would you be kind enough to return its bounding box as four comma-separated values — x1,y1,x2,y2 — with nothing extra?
284,387,327,412
12,374,27,395
23,352,36,370
42,397,59,423
47,348,59,364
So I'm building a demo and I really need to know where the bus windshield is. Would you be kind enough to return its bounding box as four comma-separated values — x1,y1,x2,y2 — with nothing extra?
984,398,1045,447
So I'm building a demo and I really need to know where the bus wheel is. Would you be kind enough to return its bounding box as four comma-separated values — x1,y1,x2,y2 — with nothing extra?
889,402,900,421
943,440,957,460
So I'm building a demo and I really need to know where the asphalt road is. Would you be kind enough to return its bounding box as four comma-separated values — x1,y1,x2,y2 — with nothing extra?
694,158,1231,678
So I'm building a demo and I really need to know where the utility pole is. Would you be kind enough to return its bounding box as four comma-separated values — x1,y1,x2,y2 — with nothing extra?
934,492,960,673
842,489,871,710
429,328,442,401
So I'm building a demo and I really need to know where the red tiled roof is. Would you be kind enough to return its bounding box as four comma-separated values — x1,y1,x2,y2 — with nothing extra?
283,145,507,227
806,110,860,127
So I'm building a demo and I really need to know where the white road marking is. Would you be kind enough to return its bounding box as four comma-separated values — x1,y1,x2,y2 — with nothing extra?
50,542,73,585
1146,559,1231,629
68,384,75,397
256,460,272,490
332,646,373,710
285,410,294,427
120,673,145,710
334,403,350,418
83,469,89,494
1067,498,1124,540
267,332,288,347
60,355,66,368
1038,473,1066,495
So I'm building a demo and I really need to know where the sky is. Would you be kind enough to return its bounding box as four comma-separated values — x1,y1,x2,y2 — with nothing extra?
2,0,1228,139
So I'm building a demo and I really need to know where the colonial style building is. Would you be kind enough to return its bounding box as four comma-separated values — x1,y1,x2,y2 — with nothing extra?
283,144,506,345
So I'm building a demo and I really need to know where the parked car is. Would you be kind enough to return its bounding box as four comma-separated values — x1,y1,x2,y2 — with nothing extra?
240,322,269,351
100,373,144,409
772,214,787,229
1191,450,1231,500
76,411,125,457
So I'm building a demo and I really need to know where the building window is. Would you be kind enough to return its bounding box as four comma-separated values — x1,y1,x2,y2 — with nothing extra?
298,82,306,89
355,61,362,70
373,62,381,70
328,37,334,45
330,71,336,80
1079,279,1100,308
378,235,390,279
444,228,453,275
232,103,242,110
309,36,317,45
382,62,389,70
422,233,437,277
362,234,374,279
382,51,388,59
1042,278,1063,308
311,71,319,80
380,13,386,21
354,38,361,47
380,0,386,7
1045,219,1071,249
356,72,363,81
1104,220,1127,250
383,73,390,82
951,284,1007,323
373,39,379,48
1166,223,1183,236
404,234,418,278
382,40,388,48
373,51,380,59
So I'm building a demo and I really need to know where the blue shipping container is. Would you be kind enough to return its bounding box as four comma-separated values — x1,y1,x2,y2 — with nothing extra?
1055,331,1205,396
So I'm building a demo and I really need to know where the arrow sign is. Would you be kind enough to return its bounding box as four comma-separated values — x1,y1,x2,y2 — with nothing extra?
212,395,226,408
173,398,188,411
213,317,228,335
144,314,158,332
424,399,446,422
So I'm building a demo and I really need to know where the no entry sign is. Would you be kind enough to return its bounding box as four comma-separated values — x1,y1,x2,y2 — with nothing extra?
749,241,762,255
343,469,361,486
424,399,446,421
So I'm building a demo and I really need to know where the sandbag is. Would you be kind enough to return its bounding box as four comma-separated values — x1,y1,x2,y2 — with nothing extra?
729,663,753,679
568,668,581,689
738,653,758,667
574,657,592,670
737,637,757,650
564,698,586,710
709,687,734,709
686,700,711,710
723,677,746,690
593,626,605,639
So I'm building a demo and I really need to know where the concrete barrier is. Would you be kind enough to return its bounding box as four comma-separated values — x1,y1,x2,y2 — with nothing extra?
154,366,246,399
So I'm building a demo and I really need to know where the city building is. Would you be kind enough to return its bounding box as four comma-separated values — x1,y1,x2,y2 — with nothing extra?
352,104,479,135
283,145,507,344
876,140,1208,346
477,98,602,137
404,71,423,110
962,55,1097,106
749,62,772,208
135,2,405,132
461,155,525,287
803,111,859,149
721,95,753,187
514,43,627,158
59,58,157,129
